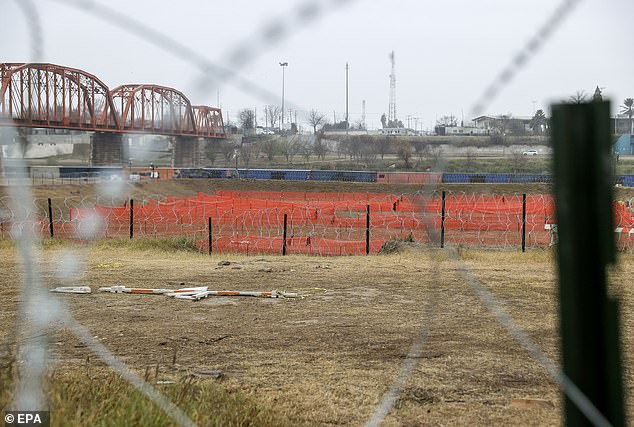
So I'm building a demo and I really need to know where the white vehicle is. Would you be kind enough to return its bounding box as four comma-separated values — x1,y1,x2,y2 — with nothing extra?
522,149,538,156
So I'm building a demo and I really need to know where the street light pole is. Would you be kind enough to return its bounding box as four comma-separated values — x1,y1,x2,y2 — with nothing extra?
279,62,288,132
345,62,349,133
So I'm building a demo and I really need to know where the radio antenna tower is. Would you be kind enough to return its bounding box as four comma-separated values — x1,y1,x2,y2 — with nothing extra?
388,51,397,126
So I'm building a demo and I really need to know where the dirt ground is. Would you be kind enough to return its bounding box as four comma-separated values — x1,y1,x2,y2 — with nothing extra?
2,178,630,201
1,244,633,426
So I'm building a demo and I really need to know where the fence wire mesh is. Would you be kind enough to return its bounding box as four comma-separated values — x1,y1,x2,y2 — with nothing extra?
1,0,629,426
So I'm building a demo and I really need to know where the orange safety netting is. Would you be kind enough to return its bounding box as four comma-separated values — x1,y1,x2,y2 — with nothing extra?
59,191,634,254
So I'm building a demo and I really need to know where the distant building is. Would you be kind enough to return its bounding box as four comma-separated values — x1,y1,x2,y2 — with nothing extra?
379,127,418,136
472,115,533,134
614,134,633,155
434,125,488,136
612,114,633,135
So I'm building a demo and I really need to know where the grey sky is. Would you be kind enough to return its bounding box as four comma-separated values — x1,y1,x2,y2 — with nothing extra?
1,0,632,131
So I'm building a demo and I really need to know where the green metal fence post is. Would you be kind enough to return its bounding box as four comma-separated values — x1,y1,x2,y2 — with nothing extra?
552,100,625,427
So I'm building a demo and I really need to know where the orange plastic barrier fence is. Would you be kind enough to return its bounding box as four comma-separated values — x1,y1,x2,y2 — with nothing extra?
51,191,634,254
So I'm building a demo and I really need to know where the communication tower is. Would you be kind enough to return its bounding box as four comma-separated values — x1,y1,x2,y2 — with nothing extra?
388,51,397,125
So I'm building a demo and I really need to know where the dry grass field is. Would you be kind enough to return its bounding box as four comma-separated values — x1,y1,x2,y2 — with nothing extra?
0,240,632,426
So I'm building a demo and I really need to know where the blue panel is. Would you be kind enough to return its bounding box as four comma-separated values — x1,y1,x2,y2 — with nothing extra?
59,167,122,178
622,175,634,187
284,170,309,181
442,173,469,183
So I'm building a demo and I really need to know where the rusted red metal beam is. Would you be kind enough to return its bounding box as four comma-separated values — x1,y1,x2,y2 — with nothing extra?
0,63,225,139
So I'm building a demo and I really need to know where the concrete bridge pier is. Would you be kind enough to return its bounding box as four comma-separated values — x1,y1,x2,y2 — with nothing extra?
91,132,129,166
172,136,200,168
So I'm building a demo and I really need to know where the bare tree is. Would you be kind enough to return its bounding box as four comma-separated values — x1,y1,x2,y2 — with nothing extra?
265,105,281,130
280,136,301,163
490,114,511,135
360,141,377,163
436,115,458,127
238,109,255,131
313,136,329,160
568,90,588,104
300,139,313,162
219,140,236,165
395,140,413,168
202,140,216,165
239,143,256,168
307,109,327,134
511,150,527,173
258,138,279,161
374,137,391,160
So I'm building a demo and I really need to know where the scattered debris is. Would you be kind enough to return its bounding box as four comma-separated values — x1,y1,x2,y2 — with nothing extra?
156,380,175,385
194,370,224,379
99,286,208,295
174,289,300,301
217,260,231,266
258,267,273,273
99,286,173,294
50,286,91,294
96,285,301,302
165,287,209,297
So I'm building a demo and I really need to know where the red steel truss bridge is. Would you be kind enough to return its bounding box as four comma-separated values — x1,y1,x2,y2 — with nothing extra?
0,63,225,138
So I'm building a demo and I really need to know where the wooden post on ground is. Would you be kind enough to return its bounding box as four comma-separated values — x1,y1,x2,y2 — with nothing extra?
282,213,288,256
552,100,625,427
208,217,212,255
47,197,54,238
129,199,134,240
521,193,526,252
366,204,370,255
441,191,446,248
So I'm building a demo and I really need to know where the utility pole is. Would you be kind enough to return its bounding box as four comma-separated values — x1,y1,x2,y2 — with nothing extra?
362,100,366,131
345,62,350,133
279,62,288,131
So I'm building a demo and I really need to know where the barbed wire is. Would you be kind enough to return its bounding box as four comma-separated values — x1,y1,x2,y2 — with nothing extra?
7,191,628,253
49,0,356,110
365,259,438,427
470,0,584,116
8,0,50,412
452,253,612,427
3,0,623,425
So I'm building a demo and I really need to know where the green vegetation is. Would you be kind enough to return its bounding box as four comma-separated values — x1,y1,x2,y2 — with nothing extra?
94,237,201,253
0,356,289,427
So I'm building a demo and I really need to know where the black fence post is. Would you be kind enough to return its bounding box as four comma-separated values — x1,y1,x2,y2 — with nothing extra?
441,191,446,248
47,198,54,238
282,213,288,256
366,204,370,255
521,193,526,252
208,217,212,255
552,100,625,427
129,199,134,240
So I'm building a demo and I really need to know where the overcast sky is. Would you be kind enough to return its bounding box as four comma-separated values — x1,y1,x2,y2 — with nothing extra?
1,0,633,131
